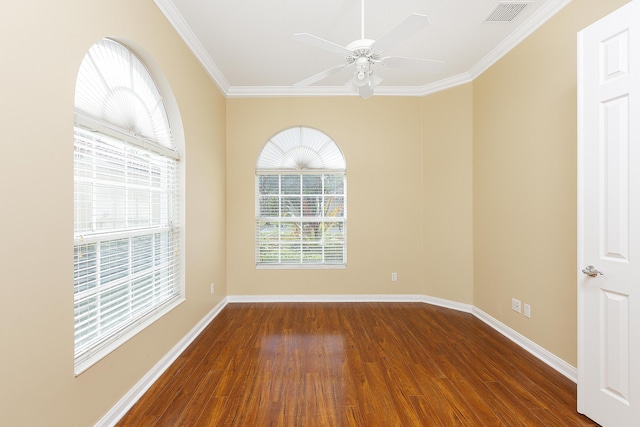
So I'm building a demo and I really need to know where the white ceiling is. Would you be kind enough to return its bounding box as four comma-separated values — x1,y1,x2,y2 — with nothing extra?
154,0,570,97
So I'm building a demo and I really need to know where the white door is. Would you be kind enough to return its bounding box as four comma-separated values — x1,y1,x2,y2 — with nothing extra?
578,1,640,425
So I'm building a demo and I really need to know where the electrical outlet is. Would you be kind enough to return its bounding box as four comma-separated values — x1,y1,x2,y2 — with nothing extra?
524,303,531,318
512,298,521,313
391,272,398,282
210,283,215,294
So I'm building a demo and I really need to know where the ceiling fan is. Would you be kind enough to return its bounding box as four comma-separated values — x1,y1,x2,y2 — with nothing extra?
292,0,444,98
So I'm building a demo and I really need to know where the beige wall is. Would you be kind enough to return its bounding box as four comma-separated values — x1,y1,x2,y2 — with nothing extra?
473,0,629,366
0,1,226,425
227,97,425,296
226,94,474,300
422,84,474,304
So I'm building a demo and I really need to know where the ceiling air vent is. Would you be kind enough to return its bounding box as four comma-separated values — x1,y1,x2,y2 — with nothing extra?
485,1,532,22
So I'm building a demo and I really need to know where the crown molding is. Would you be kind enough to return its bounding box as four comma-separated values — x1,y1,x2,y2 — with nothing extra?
226,85,355,98
153,0,230,94
156,0,571,98
226,72,474,98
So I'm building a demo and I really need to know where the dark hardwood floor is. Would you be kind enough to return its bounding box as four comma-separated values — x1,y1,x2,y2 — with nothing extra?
117,302,597,426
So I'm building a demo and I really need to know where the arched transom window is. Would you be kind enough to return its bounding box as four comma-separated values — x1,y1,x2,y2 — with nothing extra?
256,127,346,268
73,39,182,373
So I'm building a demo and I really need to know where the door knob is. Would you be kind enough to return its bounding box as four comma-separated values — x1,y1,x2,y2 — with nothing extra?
582,265,604,277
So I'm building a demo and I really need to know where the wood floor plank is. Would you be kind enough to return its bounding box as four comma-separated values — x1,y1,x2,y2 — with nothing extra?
116,302,597,426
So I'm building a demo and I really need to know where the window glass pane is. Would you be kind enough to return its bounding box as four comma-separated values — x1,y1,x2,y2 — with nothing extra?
303,196,322,217
281,175,300,194
324,174,344,194
257,221,279,241
132,235,154,273
95,184,126,230
281,243,301,263
95,142,126,183
258,175,279,195
74,181,94,234
74,243,97,294
100,282,129,330
324,243,344,263
74,296,99,347
324,195,344,218
127,151,151,185
302,222,322,241
281,222,301,241
303,175,322,194
100,239,130,284
258,244,279,264
128,189,151,227
259,196,280,217
282,196,301,217
325,221,344,238
302,243,322,263
151,190,162,225
132,274,154,312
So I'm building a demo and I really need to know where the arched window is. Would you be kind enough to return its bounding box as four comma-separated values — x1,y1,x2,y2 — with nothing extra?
256,127,346,267
73,39,182,373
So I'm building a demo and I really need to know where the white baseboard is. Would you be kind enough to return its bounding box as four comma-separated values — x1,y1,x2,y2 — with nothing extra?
422,295,473,313
96,297,229,427
99,294,576,426
471,306,577,382
227,294,473,315
227,293,427,303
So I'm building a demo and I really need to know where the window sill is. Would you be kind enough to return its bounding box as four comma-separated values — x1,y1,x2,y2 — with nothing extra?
256,264,347,270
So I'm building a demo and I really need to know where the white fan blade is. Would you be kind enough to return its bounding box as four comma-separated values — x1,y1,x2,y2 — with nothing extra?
294,64,347,87
371,14,430,53
293,33,352,56
382,56,445,73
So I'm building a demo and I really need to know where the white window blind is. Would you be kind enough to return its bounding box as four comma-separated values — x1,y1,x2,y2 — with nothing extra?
73,39,182,373
256,173,346,265
73,126,181,368
255,127,346,267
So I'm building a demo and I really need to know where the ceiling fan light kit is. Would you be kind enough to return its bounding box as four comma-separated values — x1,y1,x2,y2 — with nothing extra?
292,0,444,99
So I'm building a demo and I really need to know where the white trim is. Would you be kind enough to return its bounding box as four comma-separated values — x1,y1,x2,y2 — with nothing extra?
227,294,428,303
576,24,587,411
422,294,473,313
227,85,355,98
224,74,473,98
100,294,577,425
152,0,230,94
256,264,347,270
154,0,570,99
95,297,228,427
409,73,474,97
472,306,578,382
